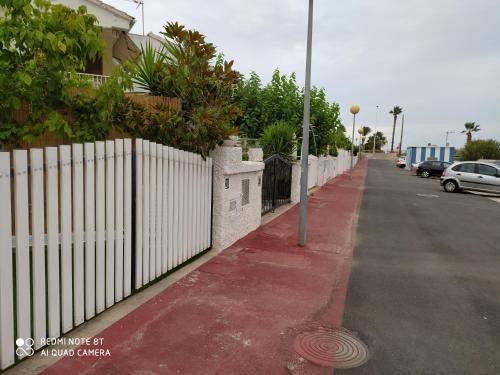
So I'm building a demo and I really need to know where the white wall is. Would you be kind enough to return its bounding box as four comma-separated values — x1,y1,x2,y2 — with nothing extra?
53,0,134,30
210,144,264,251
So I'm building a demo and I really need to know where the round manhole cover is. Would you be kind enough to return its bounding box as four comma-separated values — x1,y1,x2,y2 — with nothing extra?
293,327,369,369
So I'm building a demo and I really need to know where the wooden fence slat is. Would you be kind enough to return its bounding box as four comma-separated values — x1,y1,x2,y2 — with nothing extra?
59,145,73,333
45,147,60,338
173,149,180,267
184,151,190,262
84,143,96,319
187,153,193,258
207,158,213,248
30,149,46,349
167,147,174,271
162,146,169,274
196,155,202,254
114,140,124,302
201,157,206,252
178,150,186,265
142,140,150,285
124,139,133,297
13,150,31,356
0,153,14,369
105,141,115,308
197,155,203,254
72,144,85,326
134,139,143,289
149,143,157,281
156,144,163,277
95,142,106,313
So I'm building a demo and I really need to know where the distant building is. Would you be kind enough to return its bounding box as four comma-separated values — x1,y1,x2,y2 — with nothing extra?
405,146,455,168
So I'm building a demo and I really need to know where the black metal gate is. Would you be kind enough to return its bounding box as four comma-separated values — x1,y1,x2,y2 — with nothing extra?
261,154,292,215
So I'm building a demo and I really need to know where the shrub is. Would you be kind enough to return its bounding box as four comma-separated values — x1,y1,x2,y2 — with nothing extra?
260,121,296,162
131,22,240,157
460,139,500,161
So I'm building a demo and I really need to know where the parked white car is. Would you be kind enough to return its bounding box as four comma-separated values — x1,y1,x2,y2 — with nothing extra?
440,161,500,194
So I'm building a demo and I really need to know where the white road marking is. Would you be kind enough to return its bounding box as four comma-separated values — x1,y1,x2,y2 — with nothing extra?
489,198,500,204
417,194,440,198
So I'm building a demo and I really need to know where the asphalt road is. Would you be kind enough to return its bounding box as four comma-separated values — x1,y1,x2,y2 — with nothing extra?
338,159,500,375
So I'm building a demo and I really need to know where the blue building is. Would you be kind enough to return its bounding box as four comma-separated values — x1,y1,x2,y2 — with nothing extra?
405,146,455,169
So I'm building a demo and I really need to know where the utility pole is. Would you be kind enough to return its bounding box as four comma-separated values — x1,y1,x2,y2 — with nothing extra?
398,114,405,157
298,0,314,246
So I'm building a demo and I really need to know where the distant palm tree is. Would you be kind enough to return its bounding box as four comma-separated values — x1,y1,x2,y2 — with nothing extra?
359,126,371,149
389,106,403,153
461,122,480,143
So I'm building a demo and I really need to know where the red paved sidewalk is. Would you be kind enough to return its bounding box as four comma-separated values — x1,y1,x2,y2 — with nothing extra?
44,159,367,375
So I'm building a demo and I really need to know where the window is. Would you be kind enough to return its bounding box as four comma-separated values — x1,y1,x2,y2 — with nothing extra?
477,164,498,177
453,163,476,173
242,179,250,206
442,162,451,168
431,161,441,168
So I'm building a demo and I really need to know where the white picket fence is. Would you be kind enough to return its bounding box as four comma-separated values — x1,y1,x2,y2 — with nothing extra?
0,138,212,370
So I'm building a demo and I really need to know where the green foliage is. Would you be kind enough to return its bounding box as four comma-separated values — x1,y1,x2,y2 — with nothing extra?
389,106,403,152
260,121,296,161
460,139,500,161
0,0,104,144
131,22,240,157
365,131,387,151
357,126,371,149
234,69,345,156
462,121,480,142
133,41,166,95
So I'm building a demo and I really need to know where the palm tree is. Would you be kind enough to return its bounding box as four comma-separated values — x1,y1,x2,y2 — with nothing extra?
461,122,480,143
389,106,403,153
359,126,371,150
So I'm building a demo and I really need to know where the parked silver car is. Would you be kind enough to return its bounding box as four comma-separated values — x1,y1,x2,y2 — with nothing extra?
440,161,500,194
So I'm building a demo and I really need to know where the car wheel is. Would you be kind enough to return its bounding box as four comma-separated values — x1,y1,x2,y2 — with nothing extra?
443,180,458,193
421,170,431,178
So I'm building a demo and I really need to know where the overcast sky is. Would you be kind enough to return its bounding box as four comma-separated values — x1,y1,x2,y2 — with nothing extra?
108,0,500,149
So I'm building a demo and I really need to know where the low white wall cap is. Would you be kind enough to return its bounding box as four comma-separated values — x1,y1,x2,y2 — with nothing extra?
223,161,264,175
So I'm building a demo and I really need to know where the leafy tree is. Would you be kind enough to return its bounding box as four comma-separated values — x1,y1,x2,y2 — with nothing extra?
0,0,104,144
260,121,296,161
365,131,387,151
309,87,344,156
460,139,500,161
389,106,403,153
234,69,302,138
461,122,480,143
234,70,345,156
131,22,240,157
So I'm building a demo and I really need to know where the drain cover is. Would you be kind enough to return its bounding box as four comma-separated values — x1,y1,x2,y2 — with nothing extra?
293,327,369,369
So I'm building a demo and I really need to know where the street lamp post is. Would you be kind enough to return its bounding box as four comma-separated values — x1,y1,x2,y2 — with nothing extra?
298,0,314,246
349,105,360,177
445,130,456,146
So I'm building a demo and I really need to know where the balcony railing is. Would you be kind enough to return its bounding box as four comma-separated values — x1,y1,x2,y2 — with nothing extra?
75,72,109,88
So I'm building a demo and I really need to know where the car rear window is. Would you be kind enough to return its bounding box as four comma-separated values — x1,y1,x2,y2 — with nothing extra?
453,163,476,173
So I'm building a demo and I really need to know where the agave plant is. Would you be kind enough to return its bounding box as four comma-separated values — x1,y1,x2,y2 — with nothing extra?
133,41,167,95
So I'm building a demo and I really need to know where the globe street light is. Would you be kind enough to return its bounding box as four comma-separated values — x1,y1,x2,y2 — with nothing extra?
350,104,360,177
